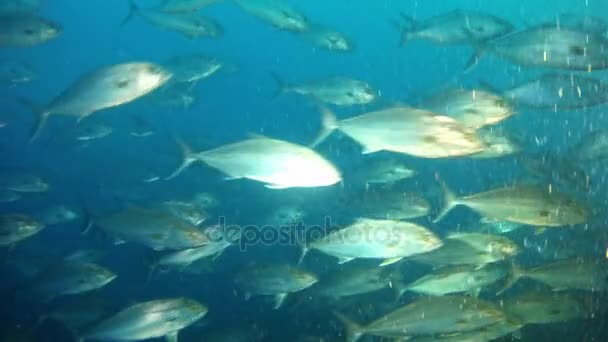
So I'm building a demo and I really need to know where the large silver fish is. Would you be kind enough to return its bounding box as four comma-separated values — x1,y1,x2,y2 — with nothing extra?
26,62,171,142
81,298,207,341
399,10,513,45
467,26,608,71
272,74,377,106
160,0,221,13
167,135,342,189
314,106,485,158
0,214,44,245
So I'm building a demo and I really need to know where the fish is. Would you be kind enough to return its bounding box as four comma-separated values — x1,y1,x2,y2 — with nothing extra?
36,204,80,225
0,190,21,203
0,214,44,245
571,129,608,161
63,249,106,263
162,54,225,84
314,106,485,158
410,240,512,268
147,81,196,109
296,25,354,52
0,13,61,47
342,189,430,220
123,0,223,39
27,261,116,303
435,183,587,227
399,10,513,45
351,157,416,186
167,135,342,189
420,88,514,130
544,13,608,35
0,59,36,83
160,0,221,13
234,264,318,309
467,26,608,71
234,0,309,32
75,121,113,142
272,74,377,106
93,206,210,251
407,319,522,342
519,152,590,192
403,263,510,296
25,62,171,142
81,298,207,341
163,200,209,226
151,239,232,275
509,258,608,292
312,265,402,299
469,126,519,159
303,218,442,266
335,295,509,342
473,218,526,234
0,172,49,192
485,73,608,110
0,0,42,14
445,232,519,257
503,291,592,325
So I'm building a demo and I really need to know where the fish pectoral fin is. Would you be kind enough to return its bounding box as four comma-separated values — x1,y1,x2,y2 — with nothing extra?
165,331,178,342
379,257,403,267
534,227,547,235
264,184,291,189
336,256,355,264
273,293,288,309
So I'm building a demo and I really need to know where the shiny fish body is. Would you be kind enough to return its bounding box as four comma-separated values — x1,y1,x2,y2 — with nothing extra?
502,73,608,109
0,214,44,245
95,206,209,251
234,0,309,32
82,298,207,341
310,218,442,261
421,88,514,130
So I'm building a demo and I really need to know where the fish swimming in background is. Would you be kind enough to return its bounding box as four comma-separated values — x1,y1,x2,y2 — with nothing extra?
23,62,171,142
295,25,355,52
159,0,222,13
0,13,61,47
0,214,45,246
466,26,608,71
398,10,513,45
234,0,309,32
123,0,223,39
0,0,42,14
0,59,37,84
271,74,377,106
481,73,608,110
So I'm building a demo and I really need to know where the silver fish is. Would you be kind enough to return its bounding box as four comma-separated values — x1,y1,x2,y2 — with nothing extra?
27,62,171,142
0,214,44,245
234,0,309,32
273,74,376,106
0,13,61,47
160,0,221,13
399,10,513,45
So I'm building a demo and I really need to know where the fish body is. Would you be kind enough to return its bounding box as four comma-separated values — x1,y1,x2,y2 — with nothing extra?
0,14,61,47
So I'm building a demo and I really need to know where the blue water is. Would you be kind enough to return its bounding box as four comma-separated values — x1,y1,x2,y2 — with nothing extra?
2,0,608,341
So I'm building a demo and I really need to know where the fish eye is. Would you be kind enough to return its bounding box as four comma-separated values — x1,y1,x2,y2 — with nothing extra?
570,45,585,56
473,26,485,33
24,28,35,35
115,79,130,89
346,91,355,98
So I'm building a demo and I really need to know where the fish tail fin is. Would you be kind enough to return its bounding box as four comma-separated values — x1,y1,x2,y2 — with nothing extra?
269,72,290,98
165,138,199,180
121,0,139,26
333,311,364,342
17,97,48,143
398,13,417,45
296,244,309,265
497,261,525,295
310,106,338,148
433,182,460,223
462,29,487,73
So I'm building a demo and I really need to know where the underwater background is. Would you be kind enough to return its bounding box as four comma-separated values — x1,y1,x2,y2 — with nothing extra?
2,0,608,341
